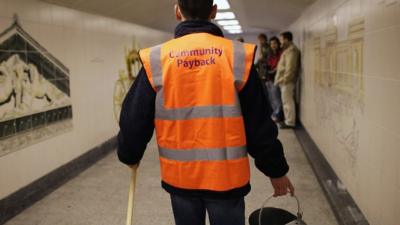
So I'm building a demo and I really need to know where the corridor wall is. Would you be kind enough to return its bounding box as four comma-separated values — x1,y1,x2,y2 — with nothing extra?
288,0,400,224
0,0,170,199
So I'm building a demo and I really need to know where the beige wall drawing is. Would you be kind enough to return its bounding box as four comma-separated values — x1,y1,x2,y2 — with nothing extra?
311,18,365,169
113,41,141,122
314,18,364,100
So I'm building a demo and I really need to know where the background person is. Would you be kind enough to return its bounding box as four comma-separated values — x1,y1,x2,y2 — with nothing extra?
266,36,284,123
255,33,270,81
274,31,300,129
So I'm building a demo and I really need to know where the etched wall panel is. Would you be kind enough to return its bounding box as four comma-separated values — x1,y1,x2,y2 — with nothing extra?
0,18,72,157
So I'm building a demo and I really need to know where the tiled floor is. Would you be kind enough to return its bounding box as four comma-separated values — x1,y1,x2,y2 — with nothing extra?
5,130,338,225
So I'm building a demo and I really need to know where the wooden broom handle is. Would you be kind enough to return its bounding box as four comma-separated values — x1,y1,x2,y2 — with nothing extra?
126,165,138,225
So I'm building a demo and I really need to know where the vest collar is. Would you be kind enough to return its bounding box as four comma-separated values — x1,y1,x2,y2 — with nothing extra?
174,20,224,38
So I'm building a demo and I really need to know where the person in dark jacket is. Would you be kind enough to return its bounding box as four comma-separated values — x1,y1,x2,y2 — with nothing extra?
117,1,294,225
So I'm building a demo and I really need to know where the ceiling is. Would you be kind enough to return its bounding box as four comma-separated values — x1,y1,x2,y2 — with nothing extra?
231,0,316,33
42,0,316,34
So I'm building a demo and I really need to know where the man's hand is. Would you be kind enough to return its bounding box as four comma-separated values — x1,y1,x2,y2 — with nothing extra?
270,176,295,197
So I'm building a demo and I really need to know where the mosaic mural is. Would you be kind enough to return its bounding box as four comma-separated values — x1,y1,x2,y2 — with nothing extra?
0,17,72,157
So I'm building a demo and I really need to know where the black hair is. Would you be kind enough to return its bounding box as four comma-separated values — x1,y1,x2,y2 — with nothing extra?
269,36,281,46
178,0,214,20
258,33,268,40
269,36,281,50
280,31,293,41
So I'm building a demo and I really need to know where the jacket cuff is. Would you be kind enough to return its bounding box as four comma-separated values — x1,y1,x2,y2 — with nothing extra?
117,148,141,166
255,156,289,178
117,133,141,165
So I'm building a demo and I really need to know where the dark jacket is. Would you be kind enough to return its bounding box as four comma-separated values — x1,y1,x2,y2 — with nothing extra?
117,21,289,198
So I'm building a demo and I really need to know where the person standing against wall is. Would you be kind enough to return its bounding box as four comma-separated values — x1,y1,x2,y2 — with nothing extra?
117,1,294,225
266,37,284,123
255,33,270,81
275,31,300,129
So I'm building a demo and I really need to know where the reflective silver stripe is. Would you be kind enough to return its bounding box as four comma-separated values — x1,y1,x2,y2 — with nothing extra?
159,146,247,161
155,90,242,120
155,89,241,119
232,41,246,89
149,45,163,90
156,105,241,120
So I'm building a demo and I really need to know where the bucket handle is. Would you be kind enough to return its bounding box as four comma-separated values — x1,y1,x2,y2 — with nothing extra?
258,194,303,225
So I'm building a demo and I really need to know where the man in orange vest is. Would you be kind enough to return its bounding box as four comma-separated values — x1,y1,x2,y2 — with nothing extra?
118,1,294,225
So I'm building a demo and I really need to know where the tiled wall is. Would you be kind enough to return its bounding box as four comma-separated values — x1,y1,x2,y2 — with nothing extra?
288,0,400,224
0,0,170,199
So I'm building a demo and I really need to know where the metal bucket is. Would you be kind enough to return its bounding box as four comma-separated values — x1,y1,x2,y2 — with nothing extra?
249,195,307,225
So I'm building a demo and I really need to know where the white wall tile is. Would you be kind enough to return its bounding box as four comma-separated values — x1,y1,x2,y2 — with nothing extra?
365,0,387,31
366,0,400,31
61,7,83,31
363,76,384,126
0,0,8,18
379,131,400,225
397,153,400,191
37,0,53,25
383,0,400,28
379,79,400,138
0,15,12,30
6,0,39,23
364,27,400,79
49,4,66,27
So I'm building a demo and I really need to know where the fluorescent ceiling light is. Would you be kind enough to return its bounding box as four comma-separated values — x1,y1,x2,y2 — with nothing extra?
223,25,242,30
215,12,235,20
214,0,231,10
217,20,239,26
228,30,243,34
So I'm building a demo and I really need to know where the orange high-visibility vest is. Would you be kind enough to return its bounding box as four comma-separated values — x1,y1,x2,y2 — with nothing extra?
139,33,256,191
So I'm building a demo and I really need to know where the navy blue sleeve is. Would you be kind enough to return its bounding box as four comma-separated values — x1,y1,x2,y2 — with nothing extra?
239,65,289,178
117,68,155,165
